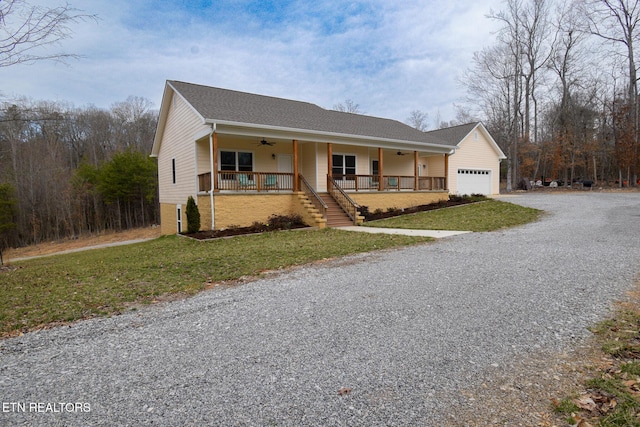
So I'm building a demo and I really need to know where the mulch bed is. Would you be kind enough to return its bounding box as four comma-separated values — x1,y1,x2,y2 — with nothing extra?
184,222,308,240
361,197,482,221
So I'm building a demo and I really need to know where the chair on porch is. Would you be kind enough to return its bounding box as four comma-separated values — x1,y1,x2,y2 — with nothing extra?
368,177,378,190
264,174,278,190
238,173,256,190
387,177,398,190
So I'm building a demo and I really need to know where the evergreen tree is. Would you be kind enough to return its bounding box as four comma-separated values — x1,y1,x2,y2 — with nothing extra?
185,196,200,233
0,183,18,265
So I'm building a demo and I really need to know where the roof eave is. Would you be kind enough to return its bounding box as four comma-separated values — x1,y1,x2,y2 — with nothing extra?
205,119,455,154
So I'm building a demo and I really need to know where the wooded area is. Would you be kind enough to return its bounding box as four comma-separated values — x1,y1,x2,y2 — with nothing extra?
463,0,640,191
0,96,158,253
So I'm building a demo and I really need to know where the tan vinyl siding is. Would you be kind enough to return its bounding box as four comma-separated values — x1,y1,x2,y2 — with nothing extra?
448,129,501,195
354,146,370,174
157,94,209,205
196,138,211,183
382,151,413,176
317,143,329,192
300,142,317,187
426,155,446,176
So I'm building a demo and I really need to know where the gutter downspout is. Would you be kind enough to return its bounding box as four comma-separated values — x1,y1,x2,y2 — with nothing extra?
446,149,454,193
209,124,216,230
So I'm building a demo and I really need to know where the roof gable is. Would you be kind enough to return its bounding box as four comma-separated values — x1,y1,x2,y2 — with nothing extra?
426,122,506,159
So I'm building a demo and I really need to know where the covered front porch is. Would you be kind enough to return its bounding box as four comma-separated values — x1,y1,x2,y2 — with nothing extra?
195,134,450,194
193,131,452,229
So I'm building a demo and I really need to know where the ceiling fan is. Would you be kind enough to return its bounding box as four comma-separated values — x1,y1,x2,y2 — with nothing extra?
396,151,407,156
258,138,275,146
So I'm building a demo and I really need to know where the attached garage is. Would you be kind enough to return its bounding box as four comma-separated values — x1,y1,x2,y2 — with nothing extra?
457,169,492,195
425,123,506,196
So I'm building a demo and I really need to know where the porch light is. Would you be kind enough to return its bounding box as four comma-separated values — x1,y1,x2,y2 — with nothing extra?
272,154,276,159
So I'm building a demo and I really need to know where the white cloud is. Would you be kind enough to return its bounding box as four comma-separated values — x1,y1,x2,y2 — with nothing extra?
0,0,504,124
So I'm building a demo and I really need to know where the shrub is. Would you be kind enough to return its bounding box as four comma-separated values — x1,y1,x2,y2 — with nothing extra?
267,214,305,230
185,196,201,233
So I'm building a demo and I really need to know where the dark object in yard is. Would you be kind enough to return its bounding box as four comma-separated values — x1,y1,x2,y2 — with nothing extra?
517,178,531,190
582,180,593,188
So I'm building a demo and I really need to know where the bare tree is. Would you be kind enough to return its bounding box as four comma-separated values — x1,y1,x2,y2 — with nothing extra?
406,110,429,131
463,41,522,191
0,0,94,67
583,0,640,185
487,0,556,188
111,96,156,151
333,99,362,114
451,104,479,126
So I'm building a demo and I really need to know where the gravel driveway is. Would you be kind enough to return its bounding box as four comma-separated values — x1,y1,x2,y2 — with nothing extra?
1,192,639,426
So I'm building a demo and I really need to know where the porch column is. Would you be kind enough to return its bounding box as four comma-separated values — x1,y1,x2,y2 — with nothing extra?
414,151,419,190
209,131,217,230
327,143,333,178
293,139,299,192
210,132,219,192
444,153,449,191
378,147,384,191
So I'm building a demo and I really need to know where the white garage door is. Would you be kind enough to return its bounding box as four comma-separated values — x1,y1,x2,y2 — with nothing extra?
457,169,492,195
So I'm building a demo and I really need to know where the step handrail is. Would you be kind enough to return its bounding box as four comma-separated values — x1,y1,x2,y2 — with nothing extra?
327,175,360,224
299,175,327,219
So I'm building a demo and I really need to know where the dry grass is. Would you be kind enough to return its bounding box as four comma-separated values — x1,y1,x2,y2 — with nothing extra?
4,227,162,261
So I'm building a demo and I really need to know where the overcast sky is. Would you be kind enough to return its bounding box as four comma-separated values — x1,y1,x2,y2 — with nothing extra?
1,0,503,127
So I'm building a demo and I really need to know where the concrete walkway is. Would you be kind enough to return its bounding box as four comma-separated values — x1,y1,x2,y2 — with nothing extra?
337,225,471,238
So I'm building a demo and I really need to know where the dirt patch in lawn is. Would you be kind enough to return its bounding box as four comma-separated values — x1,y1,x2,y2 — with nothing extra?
4,227,162,261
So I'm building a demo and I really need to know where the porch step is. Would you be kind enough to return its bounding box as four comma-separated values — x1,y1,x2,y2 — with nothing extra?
319,194,355,227
296,192,327,229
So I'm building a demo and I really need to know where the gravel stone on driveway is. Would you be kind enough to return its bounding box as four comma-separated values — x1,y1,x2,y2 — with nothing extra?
1,192,639,426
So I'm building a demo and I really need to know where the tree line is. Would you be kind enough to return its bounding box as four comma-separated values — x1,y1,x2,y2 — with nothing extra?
0,96,158,255
461,0,640,191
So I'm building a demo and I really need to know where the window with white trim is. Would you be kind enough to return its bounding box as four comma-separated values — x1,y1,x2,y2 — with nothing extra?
176,205,182,233
332,154,356,178
220,150,253,179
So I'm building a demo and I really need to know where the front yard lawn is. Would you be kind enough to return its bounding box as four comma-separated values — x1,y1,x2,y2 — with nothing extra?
0,229,429,337
365,199,542,232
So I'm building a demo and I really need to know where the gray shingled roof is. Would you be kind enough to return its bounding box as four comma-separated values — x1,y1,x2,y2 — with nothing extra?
424,122,479,147
168,81,452,146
